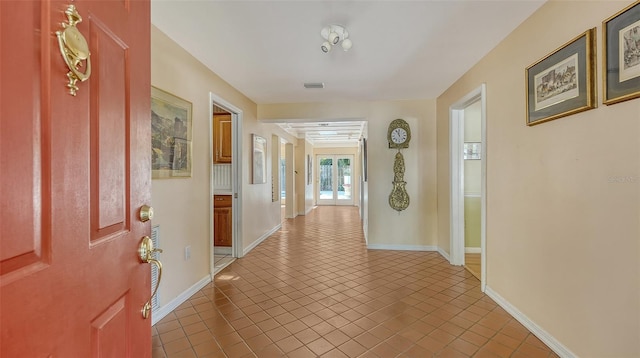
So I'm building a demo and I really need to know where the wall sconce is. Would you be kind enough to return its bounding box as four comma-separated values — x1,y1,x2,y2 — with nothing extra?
320,24,352,53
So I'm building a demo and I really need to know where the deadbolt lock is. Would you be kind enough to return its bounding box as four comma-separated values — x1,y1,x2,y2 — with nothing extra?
139,205,154,222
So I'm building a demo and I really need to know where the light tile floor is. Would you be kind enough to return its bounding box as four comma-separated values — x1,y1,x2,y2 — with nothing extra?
153,206,556,357
214,254,235,275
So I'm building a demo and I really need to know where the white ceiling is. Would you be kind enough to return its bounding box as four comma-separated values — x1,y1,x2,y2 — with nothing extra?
276,121,366,147
151,0,545,144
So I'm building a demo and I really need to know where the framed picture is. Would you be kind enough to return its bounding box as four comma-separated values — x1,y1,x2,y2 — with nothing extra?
463,142,481,160
603,1,640,105
525,28,597,126
252,134,267,184
307,154,312,185
151,86,192,178
361,138,368,182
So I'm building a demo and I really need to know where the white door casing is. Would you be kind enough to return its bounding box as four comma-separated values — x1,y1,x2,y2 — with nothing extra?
449,84,487,292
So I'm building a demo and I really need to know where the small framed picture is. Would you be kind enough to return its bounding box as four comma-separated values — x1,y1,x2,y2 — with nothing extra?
151,87,192,178
307,154,312,185
525,28,597,126
603,1,640,105
463,142,481,160
361,138,368,182
252,134,267,184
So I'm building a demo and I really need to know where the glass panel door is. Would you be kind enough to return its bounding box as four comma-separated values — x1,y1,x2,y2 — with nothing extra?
337,157,352,203
317,156,334,204
317,155,354,206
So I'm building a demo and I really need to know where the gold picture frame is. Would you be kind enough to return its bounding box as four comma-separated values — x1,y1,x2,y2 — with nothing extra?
603,0,640,105
525,28,597,126
151,86,192,178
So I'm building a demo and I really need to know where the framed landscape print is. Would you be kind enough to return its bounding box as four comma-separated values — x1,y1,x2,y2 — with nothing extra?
151,87,192,178
603,1,640,105
525,28,597,126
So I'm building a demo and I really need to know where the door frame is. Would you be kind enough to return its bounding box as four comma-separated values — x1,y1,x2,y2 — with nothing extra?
209,92,244,277
449,84,487,292
316,154,355,206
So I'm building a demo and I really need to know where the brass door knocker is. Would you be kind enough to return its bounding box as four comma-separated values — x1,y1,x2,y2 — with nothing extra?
56,5,91,96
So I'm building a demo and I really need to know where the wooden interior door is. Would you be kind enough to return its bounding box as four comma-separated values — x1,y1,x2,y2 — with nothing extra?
213,195,232,247
213,113,232,163
0,0,152,356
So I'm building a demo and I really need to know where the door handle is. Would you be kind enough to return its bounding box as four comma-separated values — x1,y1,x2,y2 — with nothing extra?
138,236,163,319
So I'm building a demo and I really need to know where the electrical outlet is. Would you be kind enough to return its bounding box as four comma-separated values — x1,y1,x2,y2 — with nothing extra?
185,246,191,260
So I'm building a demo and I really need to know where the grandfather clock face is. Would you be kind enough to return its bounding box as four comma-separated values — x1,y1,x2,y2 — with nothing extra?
387,119,411,149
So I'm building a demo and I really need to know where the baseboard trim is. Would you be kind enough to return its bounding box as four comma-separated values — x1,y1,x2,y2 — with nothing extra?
243,223,282,256
485,286,576,358
465,247,481,254
152,275,211,325
367,244,437,251
437,247,451,262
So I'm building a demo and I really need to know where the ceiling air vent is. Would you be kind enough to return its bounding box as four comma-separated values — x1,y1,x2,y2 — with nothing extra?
304,82,325,89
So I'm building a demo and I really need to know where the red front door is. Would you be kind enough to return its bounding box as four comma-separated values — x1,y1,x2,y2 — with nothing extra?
1,0,151,356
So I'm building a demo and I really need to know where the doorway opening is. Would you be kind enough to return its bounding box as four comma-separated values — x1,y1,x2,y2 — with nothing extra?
317,154,355,206
210,93,243,276
450,84,487,291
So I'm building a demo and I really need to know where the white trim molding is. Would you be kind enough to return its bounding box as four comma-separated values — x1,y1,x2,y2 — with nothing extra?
367,244,438,252
465,247,481,254
449,83,487,292
437,247,451,262
485,286,576,358
209,92,244,263
152,275,211,325
243,224,282,256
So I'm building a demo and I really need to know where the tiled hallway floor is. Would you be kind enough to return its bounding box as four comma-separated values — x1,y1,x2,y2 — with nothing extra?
153,206,556,357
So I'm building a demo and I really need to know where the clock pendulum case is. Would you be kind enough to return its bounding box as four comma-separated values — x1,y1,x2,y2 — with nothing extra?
387,119,410,211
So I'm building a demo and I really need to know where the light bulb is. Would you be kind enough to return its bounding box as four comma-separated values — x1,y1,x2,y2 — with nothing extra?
320,26,330,39
341,38,352,51
328,32,340,45
321,41,332,53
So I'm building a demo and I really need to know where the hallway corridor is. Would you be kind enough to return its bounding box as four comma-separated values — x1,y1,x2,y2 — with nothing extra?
153,206,555,357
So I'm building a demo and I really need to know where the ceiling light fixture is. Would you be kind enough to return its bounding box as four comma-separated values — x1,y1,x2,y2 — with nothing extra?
320,24,352,53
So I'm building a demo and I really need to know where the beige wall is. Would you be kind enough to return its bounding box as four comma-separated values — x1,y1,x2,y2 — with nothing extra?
464,100,482,195
304,140,315,214
293,139,316,215
259,99,438,249
294,140,306,214
464,197,481,248
151,26,294,308
464,100,481,249
436,1,639,356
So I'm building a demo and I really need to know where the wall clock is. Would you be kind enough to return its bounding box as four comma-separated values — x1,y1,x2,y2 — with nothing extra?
387,119,410,211
387,118,411,149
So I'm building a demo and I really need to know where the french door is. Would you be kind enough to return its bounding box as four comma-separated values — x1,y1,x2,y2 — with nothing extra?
317,155,354,206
